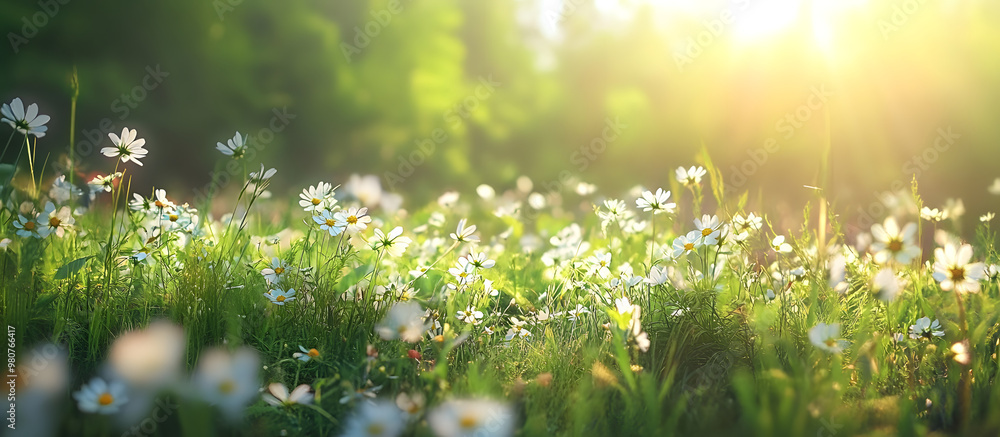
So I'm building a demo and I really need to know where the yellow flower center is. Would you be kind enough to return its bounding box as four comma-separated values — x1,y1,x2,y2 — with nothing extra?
347,215,358,225
950,267,966,282
888,239,903,252
311,197,322,205
825,339,837,347
684,243,694,251
98,392,114,406
701,228,713,237
218,380,236,394
23,221,35,231
307,348,320,357
276,295,286,302
155,200,165,208
367,423,385,435
169,214,179,222
49,217,61,227
459,272,467,278
459,413,479,429
325,219,336,227
274,267,285,275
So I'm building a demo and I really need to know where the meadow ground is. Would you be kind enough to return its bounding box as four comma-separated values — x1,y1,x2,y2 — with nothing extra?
2,96,1000,436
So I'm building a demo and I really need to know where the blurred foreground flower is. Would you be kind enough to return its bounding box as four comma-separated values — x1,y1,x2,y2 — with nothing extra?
428,399,515,437
108,321,185,388
193,347,260,420
809,322,848,354
74,377,129,414
377,302,426,342
342,400,406,437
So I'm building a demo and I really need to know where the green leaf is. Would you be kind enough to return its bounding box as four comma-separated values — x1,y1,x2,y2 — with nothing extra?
54,256,93,280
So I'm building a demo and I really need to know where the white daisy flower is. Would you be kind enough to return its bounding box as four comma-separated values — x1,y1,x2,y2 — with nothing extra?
313,209,345,236
261,257,289,284
1,97,49,137
870,217,919,264
13,212,41,238
334,207,371,235
370,226,411,257
671,230,703,258
456,306,484,325
932,243,986,293
908,317,944,340
676,165,707,186
450,218,479,243
299,182,334,212
48,175,83,204
37,201,74,238
636,188,675,215
646,266,669,286
262,383,313,407
265,288,297,305
101,127,148,166
216,131,247,158
88,172,122,194
73,377,128,414
809,322,848,354
771,235,793,254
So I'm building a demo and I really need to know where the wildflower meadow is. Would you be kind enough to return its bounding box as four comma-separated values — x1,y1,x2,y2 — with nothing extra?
5,2,1000,436
2,91,1000,436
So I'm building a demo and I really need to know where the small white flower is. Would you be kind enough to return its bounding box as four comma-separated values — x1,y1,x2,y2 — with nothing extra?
101,127,148,166
88,172,122,194
671,230,703,258
456,306,484,325
981,212,995,223
870,217,919,264
261,257,289,284
314,210,345,236
676,165,707,186
1,97,49,137
932,243,985,293
334,207,372,235
872,268,901,302
636,188,675,215
920,207,947,222
265,288,297,305
370,227,411,257
809,322,848,354
262,383,313,407
37,201,74,238
771,235,793,254
216,131,247,158
450,218,479,243
646,266,669,286
299,182,335,212
909,317,944,340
